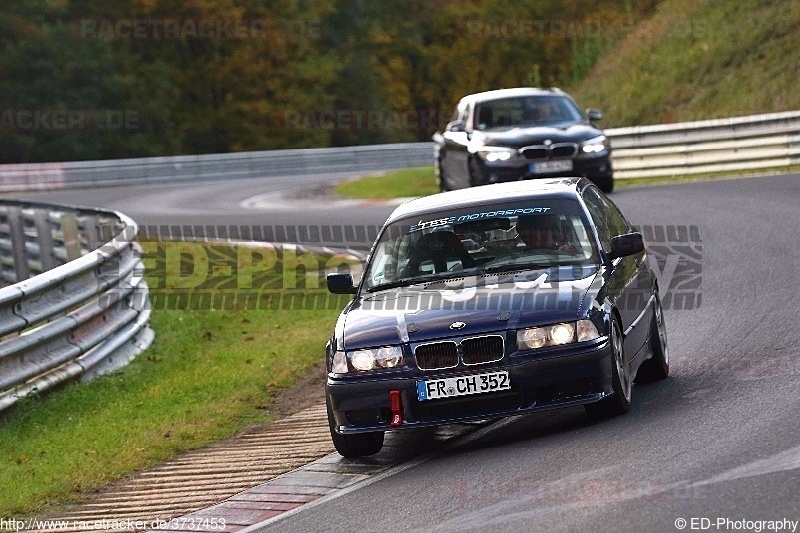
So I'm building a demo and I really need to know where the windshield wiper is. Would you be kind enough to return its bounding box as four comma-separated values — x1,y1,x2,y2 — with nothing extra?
366,272,466,293
473,262,553,276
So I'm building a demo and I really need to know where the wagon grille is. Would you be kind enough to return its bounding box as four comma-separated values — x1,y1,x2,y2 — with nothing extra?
520,142,578,160
551,143,578,158
521,147,548,160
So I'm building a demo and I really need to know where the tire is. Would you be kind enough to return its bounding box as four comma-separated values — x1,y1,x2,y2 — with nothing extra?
635,292,670,382
585,318,631,420
326,396,384,458
595,173,614,193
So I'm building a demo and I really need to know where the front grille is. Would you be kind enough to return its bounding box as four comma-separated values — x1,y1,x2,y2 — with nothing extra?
412,390,521,421
551,143,578,158
521,146,548,160
415,341,458,370
461,335,505,365
520,143,578,160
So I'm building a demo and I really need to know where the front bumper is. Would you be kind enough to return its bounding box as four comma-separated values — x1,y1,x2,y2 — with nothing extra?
327,338,613,434
474,152,612,185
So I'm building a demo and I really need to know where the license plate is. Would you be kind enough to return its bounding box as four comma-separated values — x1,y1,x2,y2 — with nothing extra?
417,371,510,401
530,160,573,174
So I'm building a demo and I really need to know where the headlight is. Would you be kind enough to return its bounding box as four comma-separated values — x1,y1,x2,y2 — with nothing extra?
476,147,517,162
338,346,405,373
351,349,375,371
580,135,608,154
516,320,601,350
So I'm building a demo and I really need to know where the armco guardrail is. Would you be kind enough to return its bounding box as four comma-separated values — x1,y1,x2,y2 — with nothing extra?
0,111,798,191
0,143,433,191
0,200,153,411
606,110,800,178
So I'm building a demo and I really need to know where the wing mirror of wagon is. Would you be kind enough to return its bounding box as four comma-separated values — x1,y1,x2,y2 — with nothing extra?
327,273,357,294
609,232,644,260
586,108,604,122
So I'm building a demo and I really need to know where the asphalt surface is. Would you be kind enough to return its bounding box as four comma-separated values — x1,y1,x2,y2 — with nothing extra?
0,172,399,232
8,172,800,532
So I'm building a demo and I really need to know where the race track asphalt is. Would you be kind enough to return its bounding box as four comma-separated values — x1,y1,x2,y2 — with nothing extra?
8,172,800,532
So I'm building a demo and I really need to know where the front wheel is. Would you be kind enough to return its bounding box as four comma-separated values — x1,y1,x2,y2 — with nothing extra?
326,396,384,458
585,318,631,420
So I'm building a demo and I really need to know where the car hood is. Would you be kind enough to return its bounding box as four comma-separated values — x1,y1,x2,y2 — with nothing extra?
476,123,601,149
341,265,600,349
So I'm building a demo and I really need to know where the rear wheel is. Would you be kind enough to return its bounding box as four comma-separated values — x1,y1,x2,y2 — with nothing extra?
326,396,384,458
636,292,670,382
585,318,631,420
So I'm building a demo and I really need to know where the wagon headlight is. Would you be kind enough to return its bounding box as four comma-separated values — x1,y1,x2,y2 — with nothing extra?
339,346,404,373
477,147,517,162
580,135,608,154
517,320,600,350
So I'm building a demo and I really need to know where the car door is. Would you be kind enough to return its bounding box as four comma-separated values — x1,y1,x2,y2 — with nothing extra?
582,186,653,359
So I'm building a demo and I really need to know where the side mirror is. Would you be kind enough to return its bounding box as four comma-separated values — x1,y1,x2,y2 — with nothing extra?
446,120,465,133
609,232,644,260
586,108,603,122
327,273,357,294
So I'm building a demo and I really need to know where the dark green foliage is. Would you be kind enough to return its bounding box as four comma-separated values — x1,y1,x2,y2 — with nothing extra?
0,0,657,163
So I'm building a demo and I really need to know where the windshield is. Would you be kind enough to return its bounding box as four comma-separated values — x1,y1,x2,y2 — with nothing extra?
363,199,599,292
473,95,584,130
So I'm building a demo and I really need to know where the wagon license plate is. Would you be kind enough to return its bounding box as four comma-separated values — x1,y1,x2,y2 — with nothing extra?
417,371,510,401
530,160,573,174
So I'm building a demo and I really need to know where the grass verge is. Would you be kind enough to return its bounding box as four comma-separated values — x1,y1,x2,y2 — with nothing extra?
333,165,800,200
335,168,439,199
0,246,346,516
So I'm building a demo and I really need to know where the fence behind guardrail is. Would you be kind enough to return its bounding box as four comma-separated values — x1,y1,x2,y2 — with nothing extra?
0,201,153,411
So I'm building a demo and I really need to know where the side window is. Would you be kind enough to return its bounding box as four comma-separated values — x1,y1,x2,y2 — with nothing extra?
603,196,630,239
581,187,610,251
